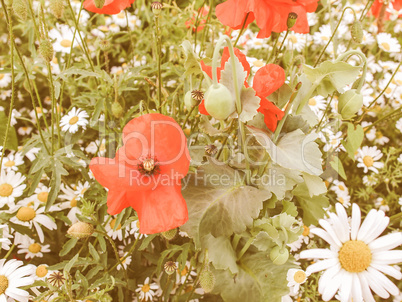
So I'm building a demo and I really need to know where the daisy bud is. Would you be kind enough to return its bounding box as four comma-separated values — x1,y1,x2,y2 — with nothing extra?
338,89,363,120
199,269,215,293
67,221,94,239
12,0,27,20
270,246,289,265
94,0,105,9
111,101,124,118
164,261,177,275
151,1,163,16
39,39,54,62
49,0,64,19
99,39,111,51
161,228,177,240
204,84,235,120
351,20,363,44
287,12,298,29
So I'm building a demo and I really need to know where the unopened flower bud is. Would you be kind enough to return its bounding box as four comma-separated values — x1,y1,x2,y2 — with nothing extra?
338,89,363,119
39,39,54,62
49,0,64,19
351,20,363,44
151,1,163,16
270,246,289,265
287,12,298,29
199,269,215,293
99,39,110,51
204,84,235,120
12,0,27,20
161,228,177,240
111,101,124,118
67,221,94,239
164,261,177,275
94,0,105,9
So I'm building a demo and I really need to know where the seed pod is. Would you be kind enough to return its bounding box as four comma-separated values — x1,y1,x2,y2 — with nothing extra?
351,20,363,44
151,1,163,16
67,221,94,239
49,0,64,19
270,246,289,265
94,0,105,9
287,12,298,29
204,84,235,120
164,261,177,275
111,101,124,118
199,269,215,293
39,40,54,62
12,0,27,20
338,89,363,119
161,228,177,240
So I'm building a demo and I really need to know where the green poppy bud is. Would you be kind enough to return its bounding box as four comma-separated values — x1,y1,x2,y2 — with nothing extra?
111,101,124,118
270,246,289,265
67,221,94,239
12,0,27,20
287,12,298,29
338,89,363,119
351,20,363,44
204,84,235,120
39,40,54,62
199,269,215,293
49,0,64,19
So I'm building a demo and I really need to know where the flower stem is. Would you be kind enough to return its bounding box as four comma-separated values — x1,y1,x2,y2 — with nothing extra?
233,12,250,47
155,14,162,109
237,236,254,260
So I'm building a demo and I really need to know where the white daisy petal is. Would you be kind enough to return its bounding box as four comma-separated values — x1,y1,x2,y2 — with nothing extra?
306,258,339,274
356,209,378,241
367,266,399,297
369,232,402,252
350,203,361,240
351,273,363,302
369,263,402,280
310,228,339,247
321,270,343,301
300,249,336,259
358,273,376,302
364,269,390,299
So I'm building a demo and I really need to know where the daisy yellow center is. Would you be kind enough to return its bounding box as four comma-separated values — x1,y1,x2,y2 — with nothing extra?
385,87,392,94
16,206,36,222
110,218,122,230
253,60,264,67
180,266,188,276
0,74,4,80
4,160,15,167
69,116,79,125
308,98,317,106
36,107,42,113
136,221,140,228
302,225,310,236
70,197,77,207
338,197,345,204
338,240,372,273
60,39,72,48
321,36,329,41
37,192,48,203
376,131,383,139
293,271,306,284
0,275,8,295
36,265,48,278
117,12,125,19
289,35,298,44
381,42,390,51
29,243,42,253
338,185,345,191
142,284,150,293
363,156,374,167
0,183,13,197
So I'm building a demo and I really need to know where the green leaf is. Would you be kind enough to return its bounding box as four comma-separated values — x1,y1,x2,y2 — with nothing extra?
46,159,68,212
293,183,329,226
268,84,293,109
88,242,100,262
281,200,298,217
181,40,203,77
343,123,364,160
64,253,79,274
239,87,260,123
330,155,347,180
202,235,239,274
199,116,230,136
59,237,78,257
55,67,100,81
0,111,18,151
302,172,327,197
252,231,272,251
181,160,271,248
304,61,361,97
220,55,247,105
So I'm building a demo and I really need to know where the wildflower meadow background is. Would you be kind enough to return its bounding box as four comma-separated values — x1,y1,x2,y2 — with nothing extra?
0,0,402,301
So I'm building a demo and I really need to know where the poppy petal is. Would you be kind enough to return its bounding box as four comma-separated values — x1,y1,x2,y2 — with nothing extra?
106,190,130,215
253,64,286,98
198,99,210,115
126,183,188,234
84,0,134,14
258,98,285,132
216,0,255,29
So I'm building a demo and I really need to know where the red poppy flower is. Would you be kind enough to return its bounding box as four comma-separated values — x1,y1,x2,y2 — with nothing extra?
90,113,191,234
199,48,285,131
83,0,135,15
185,6,210,32
371,0,402,20
215,0,319,38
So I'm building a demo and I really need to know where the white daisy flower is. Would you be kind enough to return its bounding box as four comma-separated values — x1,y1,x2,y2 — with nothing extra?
300,203,402,302
377,33,401,53
323,131,343,152
17,236,51,259
0,170,26,207
49,24,80,54
374,131,390,145
0,259,34,302
308,95,327,116
0,90,11,101
286,269,309,295
395,19,402,33
17,126,33,136
105,217,127,241
129,219,148,240
59,183,81,224
363,174,377,186
336,193,351,208
85,139,106,156
29,107,48,120
60,107,89,133
362,121,376,141
1,153,24,172
117,253,132,271
10,109,21,126
175,261,197,284
22,147,40,162
361,30,375,46
73,181,90,200
285,33,307,52
135,277,159,301
357,146,384,174
0,225,12,250
386,3,402,21
374,197,390,213
10,203,57,243
0,72,11,88
111,11,129,27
